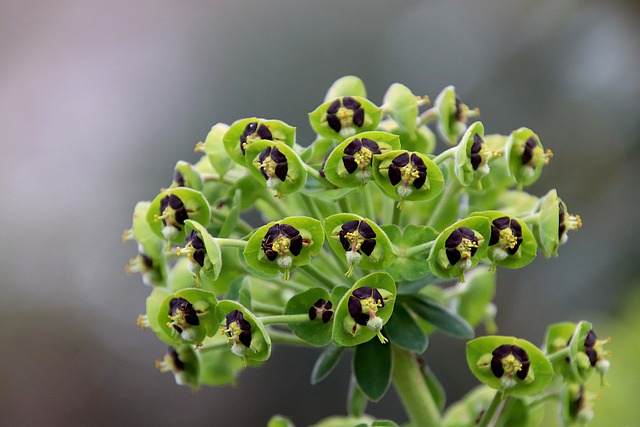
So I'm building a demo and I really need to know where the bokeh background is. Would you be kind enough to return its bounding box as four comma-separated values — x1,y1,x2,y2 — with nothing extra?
1,1,639,426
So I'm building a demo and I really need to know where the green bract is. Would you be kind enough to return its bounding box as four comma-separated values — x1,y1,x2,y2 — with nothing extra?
177,219,222,283
471,211,537,270
125,76,591,427
434,85,476,145
243,216,324,279
171,160,203,191
428,216,491,283
284,287,334,347
196,122,233,178
157,288,219,346
372,150,445,207
309,96,382,139
245,139,307,196
217,300,271,362
146,187,211,245
332,272,396,347
467,336,554,395
324,213,396,277
322,131,400,188
324,75,367,101
504,128,552,188
382,83,418,133
453,121,499,187
223,117,296,167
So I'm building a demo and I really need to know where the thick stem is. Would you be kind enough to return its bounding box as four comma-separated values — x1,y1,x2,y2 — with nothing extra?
404,240,435,258
433,146,458,165
477,391,506,427
267,329,310,346
546,346,571,363
215,238,248,249
391,345,441,427
257,313,310,325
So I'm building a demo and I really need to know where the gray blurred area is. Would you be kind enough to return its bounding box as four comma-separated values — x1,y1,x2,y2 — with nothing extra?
1,1,639,425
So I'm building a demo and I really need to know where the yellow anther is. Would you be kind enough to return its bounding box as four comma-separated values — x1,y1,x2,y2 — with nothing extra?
194,141,206,152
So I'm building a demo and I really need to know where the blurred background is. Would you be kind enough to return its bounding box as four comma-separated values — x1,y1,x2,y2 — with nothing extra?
1,0,639,425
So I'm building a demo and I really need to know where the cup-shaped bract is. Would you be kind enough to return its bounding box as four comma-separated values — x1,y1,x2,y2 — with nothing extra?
146,187,211,244
454,122,500,187
332,272,396,347
197,123,233,178
245,140,307,196
324,213,396,277
157,288,219,346
323,131,400,188
434,86,476,145
380,224,439,282
142,288,174,346
532,189,582,258
372,150,445,207
243,216,324,279
176,220,222,283
223,118,296,167
544,321,607,384
505,128,552,188
383,83,419,133
156,345,200,390
125,201,167,287
323,75,367,101
467,336,554,395
171,160,203,191
284,287,334,347
309,96,382,139
217,300,271,362
428,217,491,283
471,211,537,270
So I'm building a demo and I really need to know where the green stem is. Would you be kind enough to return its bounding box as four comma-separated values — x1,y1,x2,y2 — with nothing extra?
272,277,309,293
477,391,506,427
404,240,435,257
519,212,542,224
427,177,459,228
417,106,439,126
267,329,310,346
433,146,458,164
338,196,352,214
215,238,248,249
391,345,441,427
258,313,310,325
546,346,571,363
304,163,332,188
251,300,284,315
392,203,403,227
298,263,338,290
258,193,290,219
362,184,376,221
297,193,324,220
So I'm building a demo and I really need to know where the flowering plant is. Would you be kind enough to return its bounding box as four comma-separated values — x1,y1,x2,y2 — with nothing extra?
124,76,606,426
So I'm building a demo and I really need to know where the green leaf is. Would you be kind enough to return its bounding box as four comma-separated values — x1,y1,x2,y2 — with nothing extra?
311,343,344,385
466,336,554,395
382,224,438,282
422,363,447,412
285,287,333,347
452,266,496,328
218,189,241,238
225,275,253,311
347,375,368,418
383,83,418,133
371,421,399,427
383,303,428,353
403,295,474,339
267,415,296,427
353,338,392,402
